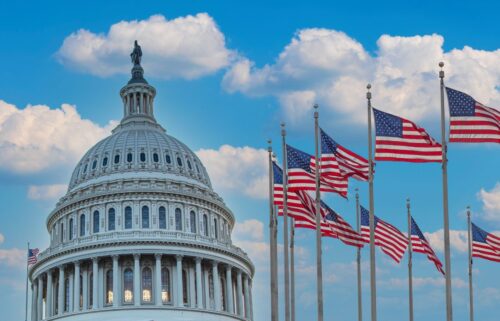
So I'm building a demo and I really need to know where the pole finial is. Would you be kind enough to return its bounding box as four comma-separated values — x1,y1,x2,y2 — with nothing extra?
439,62,445,79
281,122,286,137
366,83,372,100
268,139,272,152
314,103,319,109
407,198,411,208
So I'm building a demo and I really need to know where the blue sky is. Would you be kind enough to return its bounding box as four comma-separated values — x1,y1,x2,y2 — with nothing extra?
0,1,499,320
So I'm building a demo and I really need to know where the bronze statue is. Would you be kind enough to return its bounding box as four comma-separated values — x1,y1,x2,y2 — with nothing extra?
130,40,142,66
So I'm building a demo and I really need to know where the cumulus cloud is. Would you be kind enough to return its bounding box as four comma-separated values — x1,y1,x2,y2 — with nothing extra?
478,182,500,221
223,29,500,125
27,184,68,200
0,236,24,268
425,229,468,253
0,100,115,174
196,145,268,199
233,219,264,241
57,14,234,79
232,219,269,266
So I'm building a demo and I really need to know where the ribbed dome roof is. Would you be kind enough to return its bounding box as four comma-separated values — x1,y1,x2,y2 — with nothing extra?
68,121,212,192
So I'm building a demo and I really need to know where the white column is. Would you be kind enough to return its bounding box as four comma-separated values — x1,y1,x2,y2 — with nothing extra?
37,277,43,321
243,274,251,319
155,254,162,306
82,267,88,311
249,279,254,320
92,258,98,310
212,261,221,311
69,273,74,312
46,270,53,317
133,254,140,306
112,255,119,307
225,266,234,313
189,266,196,307
203,267,210,309
176,255,183,307
31,283,36,321
58,266,65,315
195,258,203,309
236,270,243,316
73,262,80,312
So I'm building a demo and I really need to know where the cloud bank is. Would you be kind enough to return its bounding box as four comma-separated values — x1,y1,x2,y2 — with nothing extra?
478,182,500,222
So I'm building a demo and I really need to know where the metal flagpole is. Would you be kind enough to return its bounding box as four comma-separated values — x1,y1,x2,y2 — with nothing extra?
366,84,377,321
281,122,291,321
268,140,279,321
290,218,296,321
355,189,362,321
313,104,324,321
407,199,414,321
25,242,29,321
466,206,474,321
439,62,453,321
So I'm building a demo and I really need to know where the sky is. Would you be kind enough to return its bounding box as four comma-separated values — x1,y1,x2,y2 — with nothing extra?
0,1,499,320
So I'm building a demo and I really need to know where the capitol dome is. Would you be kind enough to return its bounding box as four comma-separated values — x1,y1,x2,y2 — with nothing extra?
29,42,254,321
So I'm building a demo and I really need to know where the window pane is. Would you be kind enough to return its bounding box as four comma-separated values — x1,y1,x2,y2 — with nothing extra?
106,270,113,304
102,157,108,167
80,215,85,236
108,209,115,231
125,207,132,229
190,211,196,233
165,154,171,164
182,269,188,305
142,206,149,228
187,160,192,170
153,153,159,163
214,218,218,239
123,269,133,303
92,160,97,169
159,207,166,229
127,153,133,163
93,211,100,233
142,267,152,303
69,219,73,240
114,154,120,164
175,208,182,231
203,215,209,237
161,268,170,303
177,157,182,167
140,153,146,162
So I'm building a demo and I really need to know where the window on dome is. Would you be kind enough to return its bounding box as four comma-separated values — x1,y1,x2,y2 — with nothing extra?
102,157,108,167
175,208,182,231
93,211,100,233
92,160,97,170
89,273,93,307
165,154,171,164
59,222,64,243
80,215,85,236
195,163,200,173
108,208,115,231
203,214,209,237
177,157,183,167
153,153,159,163
114,154,120,164
69,218,73,241
83,164,88,173
142,206,150,228
64,277,70,312
161,267,171,303
140,152,146,162
187,160,192,170
123,268,133,304
127,153,133,163
214,218,218,239
159,207,166,229
125,207,132,229
106,269,113,305
142,267,153,303
182,269,188,305
190,211,196,233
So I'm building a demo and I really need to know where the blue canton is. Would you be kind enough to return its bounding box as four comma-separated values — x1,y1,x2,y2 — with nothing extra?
321,201,338,221
373,108,403,137
471,223,488,243
360,206,379,226
286,145,313,172
410,217,425,240
320,128,338,154
446,87,475,116
272,162,283,184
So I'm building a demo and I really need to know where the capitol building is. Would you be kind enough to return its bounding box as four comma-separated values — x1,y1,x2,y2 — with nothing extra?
28,42,254,321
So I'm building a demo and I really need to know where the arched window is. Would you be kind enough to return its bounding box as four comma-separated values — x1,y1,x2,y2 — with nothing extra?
140,152,146,162
214,217,218,239
187,160,192,170
60,222,64,242
142,206,150,229
203,214,209,237
102,157,108,167
182,269,188,305
83,164,88,173
92,159,97,170
175,208,182,231
195,163,200,173
142,267,153,303
165,153,171,164
123,268,133,303
65,277,70,311
177,157,183,167
114,154,120,164
93,211,100,233
108,208,116,231
127,153,133,163
69,218,73,241
153,153,159,163
80,215,86,236
190,211,196,233
159,207,167,229
106,270,113,304
161,267,170,303
125,207,132,229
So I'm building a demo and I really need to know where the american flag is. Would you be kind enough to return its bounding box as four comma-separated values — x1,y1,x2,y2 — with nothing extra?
360,206,408,263
446,87,500,143
323,202,364,247
410,217,444,274
290,190,331,234
287,144,347,196
373,108,442,163
471,223,500,262
316,128,369,181
273,161,307,211
28,248,39,265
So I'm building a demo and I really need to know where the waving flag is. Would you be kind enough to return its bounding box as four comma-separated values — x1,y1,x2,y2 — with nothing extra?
410,217,444,274
446,87,500,143
360,206,408,263
316,128,369,181
373,108,442,163
472,223,500,262
287,144,347,196
323,203,364,247
273,161,309,213
28,248,39,265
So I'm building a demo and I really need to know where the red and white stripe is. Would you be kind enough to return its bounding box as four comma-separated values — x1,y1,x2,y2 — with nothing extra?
362,220,408,263
309,158,348,197
411,235,444,274
450,104,500,143
473,232,500,262
325,215,364,247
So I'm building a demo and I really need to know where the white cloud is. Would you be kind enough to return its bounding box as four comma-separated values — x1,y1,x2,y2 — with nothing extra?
57,14,234,79
27,184,68,200
0,247,24,268
0,234,3,244
0,100,115,174
232,219,269,267
478,182,500,221
233,219,264,241
386,276,466,289
223,30,500,125
196,145,268,199
425,229,468,253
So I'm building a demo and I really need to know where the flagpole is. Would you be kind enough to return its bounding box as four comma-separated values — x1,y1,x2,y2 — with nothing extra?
281,122,291,321
439,61,453,321
268,140,279,321
366,84,377,321
407,199,414,321
466,206,474,321
355,189,362,321
290,217,296,321
314,104,324,321
25,241,29,321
